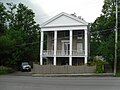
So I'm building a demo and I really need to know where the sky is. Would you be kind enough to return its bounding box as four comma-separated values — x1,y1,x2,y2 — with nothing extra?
1,0,104,24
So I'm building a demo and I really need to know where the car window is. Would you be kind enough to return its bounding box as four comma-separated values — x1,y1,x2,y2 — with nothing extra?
22,62,29,65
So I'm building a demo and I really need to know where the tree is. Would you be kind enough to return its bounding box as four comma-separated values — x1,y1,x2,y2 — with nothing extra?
0,33,15,66
90,0,120,67
16,3,40,63
6,2,16,29
0,2,7,35
0,2,40,68
0,29,24,67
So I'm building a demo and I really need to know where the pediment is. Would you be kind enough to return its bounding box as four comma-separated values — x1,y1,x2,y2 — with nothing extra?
41,12,88,28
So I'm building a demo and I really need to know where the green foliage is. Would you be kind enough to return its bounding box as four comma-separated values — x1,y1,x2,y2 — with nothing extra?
94,59,105,73
95,64,104,73
0,33,15,66
88,57,106,73
0,2,40,69
0,2,7,35
0,66,15,75
87,57,96,66
90,0,120,67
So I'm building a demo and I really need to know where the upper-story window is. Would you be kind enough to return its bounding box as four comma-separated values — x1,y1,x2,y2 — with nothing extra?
63,31,69,39
65,31,69,36
77,31,83,39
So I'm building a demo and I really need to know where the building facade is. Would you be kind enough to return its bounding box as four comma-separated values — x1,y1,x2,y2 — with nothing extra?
40,12,89,66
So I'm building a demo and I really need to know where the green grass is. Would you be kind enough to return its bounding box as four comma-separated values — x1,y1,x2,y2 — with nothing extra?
116,71,120,77
0,66,15,75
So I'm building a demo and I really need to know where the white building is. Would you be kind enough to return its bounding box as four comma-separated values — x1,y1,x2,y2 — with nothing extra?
40,12,89,66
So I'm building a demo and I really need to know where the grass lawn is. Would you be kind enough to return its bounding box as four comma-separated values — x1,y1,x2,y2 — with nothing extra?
0,66,15,75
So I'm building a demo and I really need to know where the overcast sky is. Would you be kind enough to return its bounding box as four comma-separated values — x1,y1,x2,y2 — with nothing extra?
1,0,104,24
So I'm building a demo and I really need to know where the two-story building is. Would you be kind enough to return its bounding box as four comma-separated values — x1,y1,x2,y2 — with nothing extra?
40,12,89,66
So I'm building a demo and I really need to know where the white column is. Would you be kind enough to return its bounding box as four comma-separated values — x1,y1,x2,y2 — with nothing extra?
84,29,88,64
85,57,87,64
69,30,72,66
54,31,57,65
40,31,44,65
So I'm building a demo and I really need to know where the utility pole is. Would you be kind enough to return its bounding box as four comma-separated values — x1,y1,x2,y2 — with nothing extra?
114,0,118,76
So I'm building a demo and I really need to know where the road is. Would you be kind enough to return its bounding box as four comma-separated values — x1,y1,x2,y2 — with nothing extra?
0,74,120,90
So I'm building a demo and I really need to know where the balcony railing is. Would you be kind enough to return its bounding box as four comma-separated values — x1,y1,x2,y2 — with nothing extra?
43,50,54,57
72,50,85,56
42,50,85,57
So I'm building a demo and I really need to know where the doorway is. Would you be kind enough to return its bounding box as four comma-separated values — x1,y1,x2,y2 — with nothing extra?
62,40,70,55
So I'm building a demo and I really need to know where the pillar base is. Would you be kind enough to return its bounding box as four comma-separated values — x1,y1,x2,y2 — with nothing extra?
54,57,56,65
84,57,87,64
40,56,43,65
69,57,72,66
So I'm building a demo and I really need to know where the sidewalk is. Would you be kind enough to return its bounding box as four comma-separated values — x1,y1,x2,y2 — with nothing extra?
32,73,114,77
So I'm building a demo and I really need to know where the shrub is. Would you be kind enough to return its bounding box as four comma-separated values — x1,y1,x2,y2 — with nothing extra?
93,58,106,73
87,61,95,66
88,57,106,73
0,66,15,75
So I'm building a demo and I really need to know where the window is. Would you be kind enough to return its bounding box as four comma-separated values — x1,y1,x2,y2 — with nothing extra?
77,31,83,39
65,31,69,36
77,31,82,37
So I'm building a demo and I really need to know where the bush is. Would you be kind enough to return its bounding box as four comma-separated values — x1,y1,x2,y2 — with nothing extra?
94,59,106,73
95,63,104,73
87,61,95,66
88,57,106,73
116,71,120,77
0,66,15,75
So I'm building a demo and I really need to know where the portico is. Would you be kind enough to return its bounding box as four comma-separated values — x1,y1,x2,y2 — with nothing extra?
40,12,88,66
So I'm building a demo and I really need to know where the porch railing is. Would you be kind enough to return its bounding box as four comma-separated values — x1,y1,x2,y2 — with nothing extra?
42,50,85,57
43,50,54,57
72,50,85,56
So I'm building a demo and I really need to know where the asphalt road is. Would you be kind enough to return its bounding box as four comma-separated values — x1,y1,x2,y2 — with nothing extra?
0,74,120,90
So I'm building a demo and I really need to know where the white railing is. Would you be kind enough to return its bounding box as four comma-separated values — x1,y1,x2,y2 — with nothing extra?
57,50,70,56
42,50,85,56
43,50,54,57
72,50,85,56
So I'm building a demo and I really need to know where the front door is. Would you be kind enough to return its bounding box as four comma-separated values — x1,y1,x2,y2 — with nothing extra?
62,40,70,56
64,42,70,55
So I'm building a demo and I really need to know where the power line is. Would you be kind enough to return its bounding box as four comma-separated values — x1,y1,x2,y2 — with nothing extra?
15,41,39,47
90,28,114,34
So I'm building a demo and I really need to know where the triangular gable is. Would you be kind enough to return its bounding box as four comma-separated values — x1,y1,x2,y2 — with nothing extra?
41,12,88,28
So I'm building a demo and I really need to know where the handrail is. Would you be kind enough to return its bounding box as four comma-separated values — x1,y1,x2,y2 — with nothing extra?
42,50,85,56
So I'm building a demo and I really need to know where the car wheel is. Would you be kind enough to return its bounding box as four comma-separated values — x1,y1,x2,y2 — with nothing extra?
29,69,31,72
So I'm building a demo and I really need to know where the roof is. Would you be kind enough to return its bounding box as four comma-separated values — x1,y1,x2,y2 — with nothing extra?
40,12,88,28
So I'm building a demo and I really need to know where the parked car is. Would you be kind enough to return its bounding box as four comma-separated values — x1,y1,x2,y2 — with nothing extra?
21,62,31,72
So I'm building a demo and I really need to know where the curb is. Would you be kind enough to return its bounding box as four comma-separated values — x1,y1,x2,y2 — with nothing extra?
32,73,114,77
